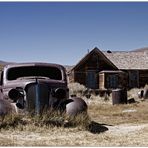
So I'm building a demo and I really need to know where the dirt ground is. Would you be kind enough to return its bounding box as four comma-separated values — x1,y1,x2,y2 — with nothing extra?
0,100,148,146
0,123,148,146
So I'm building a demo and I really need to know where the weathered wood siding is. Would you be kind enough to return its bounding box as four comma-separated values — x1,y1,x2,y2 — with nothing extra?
99,73,104,90
139,70,148,87
74,63,86,85
123,70,148,89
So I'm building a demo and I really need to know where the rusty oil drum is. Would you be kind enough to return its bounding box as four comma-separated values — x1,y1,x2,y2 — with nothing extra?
112,89,127,105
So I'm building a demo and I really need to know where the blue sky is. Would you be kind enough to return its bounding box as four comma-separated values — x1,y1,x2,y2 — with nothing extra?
0,2,148,65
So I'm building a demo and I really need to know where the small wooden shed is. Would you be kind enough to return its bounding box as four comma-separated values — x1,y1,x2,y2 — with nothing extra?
99,70,127,90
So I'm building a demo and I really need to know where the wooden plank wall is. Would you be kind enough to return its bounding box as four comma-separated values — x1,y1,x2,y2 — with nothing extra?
139,70,148,87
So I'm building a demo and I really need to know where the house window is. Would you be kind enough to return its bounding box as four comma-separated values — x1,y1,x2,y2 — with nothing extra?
106,74,118,89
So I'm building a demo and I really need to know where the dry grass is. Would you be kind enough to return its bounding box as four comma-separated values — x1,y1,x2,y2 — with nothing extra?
0,84,148,146
1,100,148,146
88,99,148,125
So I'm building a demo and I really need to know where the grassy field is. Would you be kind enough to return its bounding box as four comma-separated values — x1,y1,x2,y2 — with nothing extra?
0,84,148,146
0,100,148,146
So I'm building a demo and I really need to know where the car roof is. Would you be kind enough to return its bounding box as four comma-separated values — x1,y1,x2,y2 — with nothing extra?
4,62,65,70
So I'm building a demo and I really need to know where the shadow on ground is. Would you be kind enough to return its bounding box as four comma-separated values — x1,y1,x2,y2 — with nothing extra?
64,120,109,134
0,119,27,129
87,121,109,134
0,118,109,135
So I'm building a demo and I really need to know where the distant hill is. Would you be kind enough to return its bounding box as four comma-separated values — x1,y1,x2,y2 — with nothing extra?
64,65,74,72
0,60,13,71
132,47,148,52
0,60,9,65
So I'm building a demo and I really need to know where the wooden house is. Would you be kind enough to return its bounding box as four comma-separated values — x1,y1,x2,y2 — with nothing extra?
68,47,148,90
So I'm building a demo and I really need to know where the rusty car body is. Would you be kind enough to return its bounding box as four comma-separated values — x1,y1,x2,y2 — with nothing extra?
0,63,87,116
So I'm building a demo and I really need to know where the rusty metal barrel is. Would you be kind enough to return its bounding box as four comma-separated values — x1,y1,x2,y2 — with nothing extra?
112,89,127,105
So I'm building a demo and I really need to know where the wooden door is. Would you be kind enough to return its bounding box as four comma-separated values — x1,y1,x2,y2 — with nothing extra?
86,70,97,89
128,71,139,88
108,74,118,89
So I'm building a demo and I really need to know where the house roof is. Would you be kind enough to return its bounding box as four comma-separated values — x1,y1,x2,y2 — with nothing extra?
69,47,148,72
103,50,148,70
71,47,118,71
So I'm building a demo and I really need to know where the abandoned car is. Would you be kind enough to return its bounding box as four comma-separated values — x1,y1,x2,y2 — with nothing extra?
0,63,87,116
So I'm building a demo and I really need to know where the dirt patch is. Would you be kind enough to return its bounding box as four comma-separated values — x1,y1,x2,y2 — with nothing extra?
0,123,148,146
106,123,148,135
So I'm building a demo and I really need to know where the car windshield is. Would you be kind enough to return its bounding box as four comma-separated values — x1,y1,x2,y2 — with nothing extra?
7,66,62,80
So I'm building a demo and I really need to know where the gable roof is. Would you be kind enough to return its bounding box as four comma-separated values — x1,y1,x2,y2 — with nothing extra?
103,50,148,70
71,47,118,71
69,47,148,72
